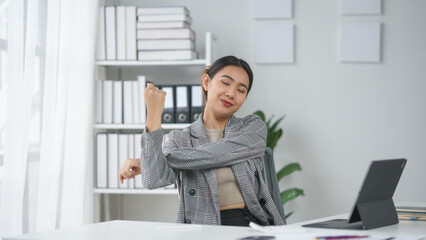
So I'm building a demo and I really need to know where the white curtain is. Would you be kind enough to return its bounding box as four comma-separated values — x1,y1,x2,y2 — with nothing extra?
0,0,98,237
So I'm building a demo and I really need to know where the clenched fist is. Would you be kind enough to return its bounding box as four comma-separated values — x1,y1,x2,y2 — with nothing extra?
144,82,166,132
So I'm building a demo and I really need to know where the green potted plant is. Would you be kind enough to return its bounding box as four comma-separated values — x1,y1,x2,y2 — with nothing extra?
254,110,304,219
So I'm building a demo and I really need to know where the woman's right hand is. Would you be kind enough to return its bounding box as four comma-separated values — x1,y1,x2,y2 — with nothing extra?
145,82,166,132
118,158,141,184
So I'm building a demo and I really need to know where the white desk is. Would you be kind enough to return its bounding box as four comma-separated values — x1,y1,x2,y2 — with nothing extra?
4,215,426,240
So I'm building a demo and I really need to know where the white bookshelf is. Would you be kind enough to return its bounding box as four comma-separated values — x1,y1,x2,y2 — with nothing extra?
94,32,215,197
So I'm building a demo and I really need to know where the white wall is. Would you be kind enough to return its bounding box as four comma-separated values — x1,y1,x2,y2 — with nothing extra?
115,0,426,224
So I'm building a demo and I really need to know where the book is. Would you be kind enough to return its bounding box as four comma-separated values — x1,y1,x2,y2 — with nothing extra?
105,6,116,60
396,205,426,221
137,39,195,50
137,21,190,29
137,28,195,40
397,213,426,221
137,14,192,24
138,50,197,61
116,6,126,60
137,6,189,15
396,206,426,213
126,6,137,60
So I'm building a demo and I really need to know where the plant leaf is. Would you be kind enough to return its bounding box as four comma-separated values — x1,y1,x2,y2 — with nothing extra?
253,110,265,122
285,211,294,219
267,132,276,150
270,129,283,151
277,162,302,182
270,115,285,132
275,128,283,141
266,129,276,149
281,188,304,205
265,116,272,128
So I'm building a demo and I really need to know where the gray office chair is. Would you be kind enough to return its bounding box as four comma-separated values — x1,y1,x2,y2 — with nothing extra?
263,147,287,224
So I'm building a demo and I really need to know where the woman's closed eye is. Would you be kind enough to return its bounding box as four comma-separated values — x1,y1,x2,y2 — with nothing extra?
221,80,230,86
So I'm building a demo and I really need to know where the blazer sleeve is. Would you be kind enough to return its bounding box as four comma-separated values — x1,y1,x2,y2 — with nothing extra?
139,128,177,189
164,115,267,170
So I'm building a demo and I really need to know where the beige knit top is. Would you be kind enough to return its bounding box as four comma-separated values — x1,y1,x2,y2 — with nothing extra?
205,128,245,209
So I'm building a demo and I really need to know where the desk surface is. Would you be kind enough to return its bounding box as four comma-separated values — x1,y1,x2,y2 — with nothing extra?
5,214,426,240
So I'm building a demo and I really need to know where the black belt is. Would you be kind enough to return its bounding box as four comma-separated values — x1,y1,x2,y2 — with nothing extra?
220,206,261,227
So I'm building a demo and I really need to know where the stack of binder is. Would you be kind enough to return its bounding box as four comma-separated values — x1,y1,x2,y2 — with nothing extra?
96,76,147,124
159,84,203,124
96,133,175,189
136,6,198,61
97,6,137,61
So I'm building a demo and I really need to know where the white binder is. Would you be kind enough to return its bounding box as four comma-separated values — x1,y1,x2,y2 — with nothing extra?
116,6,126,60
113,81,122,124
123,81,134,124
103,80,113,124
107,133,119,188
118,133,129,189
105,6,116,60
96,7,106,60
126,6,137,60
96,133,107,188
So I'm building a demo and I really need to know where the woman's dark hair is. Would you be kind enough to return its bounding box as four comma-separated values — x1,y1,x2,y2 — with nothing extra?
201,55,253,100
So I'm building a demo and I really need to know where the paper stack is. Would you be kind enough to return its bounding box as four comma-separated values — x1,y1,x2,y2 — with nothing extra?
136,6,197,61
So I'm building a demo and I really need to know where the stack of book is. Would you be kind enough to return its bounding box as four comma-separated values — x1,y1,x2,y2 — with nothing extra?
396,205,426,221
136,6,197,61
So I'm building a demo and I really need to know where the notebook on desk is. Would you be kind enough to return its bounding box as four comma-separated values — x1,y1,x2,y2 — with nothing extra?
303,158,407,230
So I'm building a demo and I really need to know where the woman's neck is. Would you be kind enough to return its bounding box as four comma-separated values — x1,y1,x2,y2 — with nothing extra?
202,109,230,130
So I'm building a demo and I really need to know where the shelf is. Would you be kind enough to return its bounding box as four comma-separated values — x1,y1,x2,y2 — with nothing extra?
96,59,209,67
94,188,178,195
93,123,190,130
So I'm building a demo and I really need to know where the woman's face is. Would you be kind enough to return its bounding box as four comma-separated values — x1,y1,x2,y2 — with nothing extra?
202,65,250,118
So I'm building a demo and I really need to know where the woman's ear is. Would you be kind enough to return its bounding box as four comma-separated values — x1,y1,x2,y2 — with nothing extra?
201,73,209,91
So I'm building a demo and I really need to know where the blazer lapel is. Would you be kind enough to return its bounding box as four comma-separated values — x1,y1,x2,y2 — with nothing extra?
190,113,208,147
189,114,220,211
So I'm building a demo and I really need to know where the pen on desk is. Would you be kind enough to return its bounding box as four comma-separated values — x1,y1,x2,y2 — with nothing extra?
315,235,369,240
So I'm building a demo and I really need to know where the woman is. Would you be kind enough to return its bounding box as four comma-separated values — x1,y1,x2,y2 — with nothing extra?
118,56,284,226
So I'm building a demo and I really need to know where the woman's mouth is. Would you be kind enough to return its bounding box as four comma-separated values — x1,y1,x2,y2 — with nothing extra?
221,99,233,107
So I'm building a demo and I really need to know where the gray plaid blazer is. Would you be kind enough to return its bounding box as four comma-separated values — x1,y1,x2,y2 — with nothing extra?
140,114,285,226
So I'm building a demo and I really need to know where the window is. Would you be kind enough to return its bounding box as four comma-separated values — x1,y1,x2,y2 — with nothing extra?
0,1,46,220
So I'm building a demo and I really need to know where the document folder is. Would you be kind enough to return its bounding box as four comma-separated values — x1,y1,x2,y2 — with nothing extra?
160,85,176,123
190,85,203,122
175,85,190,123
